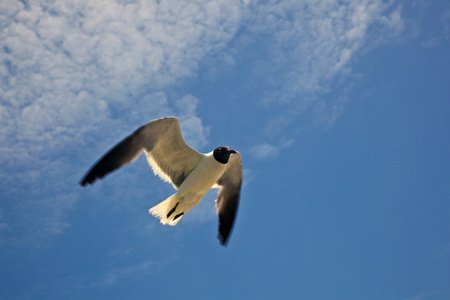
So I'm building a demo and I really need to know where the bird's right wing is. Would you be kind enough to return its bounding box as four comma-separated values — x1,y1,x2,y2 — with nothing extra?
80,117,203,188
215,152,243,246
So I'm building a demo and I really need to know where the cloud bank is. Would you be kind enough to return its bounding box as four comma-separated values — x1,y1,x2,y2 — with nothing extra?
0,0,245,247
0,0,404,245
0,0,244,165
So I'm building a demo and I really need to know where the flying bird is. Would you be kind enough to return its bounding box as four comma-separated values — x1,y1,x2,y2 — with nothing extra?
80,116,242,246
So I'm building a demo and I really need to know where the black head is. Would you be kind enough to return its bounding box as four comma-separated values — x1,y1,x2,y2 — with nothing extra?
213,146,236,164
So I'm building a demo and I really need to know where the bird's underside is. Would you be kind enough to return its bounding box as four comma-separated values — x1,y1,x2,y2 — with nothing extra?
80,117,243,246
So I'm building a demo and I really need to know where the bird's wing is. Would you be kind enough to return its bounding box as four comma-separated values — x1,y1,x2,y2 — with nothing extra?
141,117,203,188
80,117,203,188
214,152,243,246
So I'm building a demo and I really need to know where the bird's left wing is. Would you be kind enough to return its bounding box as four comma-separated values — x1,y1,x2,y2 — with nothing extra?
80,117,202,187
215,152,243,246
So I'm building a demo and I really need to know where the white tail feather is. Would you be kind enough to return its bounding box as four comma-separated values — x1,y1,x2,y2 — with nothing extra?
149,194,184,226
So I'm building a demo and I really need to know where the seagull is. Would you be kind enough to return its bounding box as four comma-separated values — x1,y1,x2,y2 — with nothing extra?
80,116,242,246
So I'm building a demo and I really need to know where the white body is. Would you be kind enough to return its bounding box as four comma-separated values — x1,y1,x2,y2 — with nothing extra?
149,151,226,225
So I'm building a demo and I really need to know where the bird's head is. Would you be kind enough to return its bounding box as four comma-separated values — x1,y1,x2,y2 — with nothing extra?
213,146,237,164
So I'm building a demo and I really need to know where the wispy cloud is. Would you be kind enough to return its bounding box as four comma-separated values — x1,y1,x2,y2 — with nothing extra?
402,293,432,300
419,4,450,48
1,0,245,245
0,191,76,248
0,0,406,168
92,259,160,288
175,95,210,150
249,139,294,160
0,0,406,247
430,242,450,259
223,0,405,155
242,0,404,132
401,289,450,300
0,0,245,166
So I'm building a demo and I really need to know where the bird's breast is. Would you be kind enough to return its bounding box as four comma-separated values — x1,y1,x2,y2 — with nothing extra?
177,153,226,198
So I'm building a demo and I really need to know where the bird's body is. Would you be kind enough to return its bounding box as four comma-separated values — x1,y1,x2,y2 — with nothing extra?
149,151,227,225
80,117,242,245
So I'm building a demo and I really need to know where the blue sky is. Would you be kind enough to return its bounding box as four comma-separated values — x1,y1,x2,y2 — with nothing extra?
1,0,449,299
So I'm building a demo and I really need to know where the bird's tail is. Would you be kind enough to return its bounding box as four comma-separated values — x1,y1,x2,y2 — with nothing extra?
149,194,187,226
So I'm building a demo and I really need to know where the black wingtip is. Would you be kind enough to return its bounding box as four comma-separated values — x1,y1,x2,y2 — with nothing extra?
218,236,227,247
79,174,97,187
217,223,232,246
79,179,89,187
218,232,230,247
217,198,239,247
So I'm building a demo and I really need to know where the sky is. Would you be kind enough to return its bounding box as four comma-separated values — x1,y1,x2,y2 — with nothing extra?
0,0,449,299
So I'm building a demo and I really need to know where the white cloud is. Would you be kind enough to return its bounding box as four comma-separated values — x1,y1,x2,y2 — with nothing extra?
92,259,158,288
0,0,246,247
420,5,450,48
0,0,405,168
0,0,406,247
402,293,430,300
0,192,76,248
0,0,245,166
401,290,450,300
249,139,294,160
175,94,210,150
241,0,404,133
